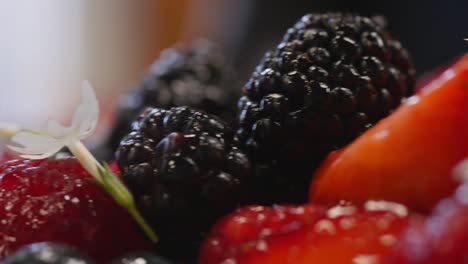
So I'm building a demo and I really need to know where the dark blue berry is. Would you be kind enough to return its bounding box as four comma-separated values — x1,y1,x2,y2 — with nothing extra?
110,251,172,264
1,243,94,264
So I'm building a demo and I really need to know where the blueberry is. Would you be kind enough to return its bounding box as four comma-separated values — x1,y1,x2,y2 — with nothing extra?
1,243,94,264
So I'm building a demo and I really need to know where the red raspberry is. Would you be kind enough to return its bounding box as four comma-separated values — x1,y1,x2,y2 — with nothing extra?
0,158,150,262
0,147,18,164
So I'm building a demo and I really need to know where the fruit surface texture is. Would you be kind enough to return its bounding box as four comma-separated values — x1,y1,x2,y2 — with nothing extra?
116,106,250,259
200,201,418,264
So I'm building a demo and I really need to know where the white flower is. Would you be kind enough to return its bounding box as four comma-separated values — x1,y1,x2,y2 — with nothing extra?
3,81,158,242
8,81,98,159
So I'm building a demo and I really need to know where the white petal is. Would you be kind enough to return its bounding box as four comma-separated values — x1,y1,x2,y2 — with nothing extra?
9,144,63,159
47,120,71,138
10,131,60,152
71,80,99,138
6,81,100,160
7,131,64,159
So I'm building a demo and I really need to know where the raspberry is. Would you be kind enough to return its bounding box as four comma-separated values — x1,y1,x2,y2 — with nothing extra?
116,107,250,261
0,147,18,164
101,40,237,159
0,158,150,262
1,242,94,264
237,13,416,204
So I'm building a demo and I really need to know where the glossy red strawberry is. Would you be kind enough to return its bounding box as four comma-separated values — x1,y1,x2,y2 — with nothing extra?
0,158,150,262
200,201,421,264
310,55,468,213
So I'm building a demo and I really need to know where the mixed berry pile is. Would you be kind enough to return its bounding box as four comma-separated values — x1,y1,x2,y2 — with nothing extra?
1,12,467,264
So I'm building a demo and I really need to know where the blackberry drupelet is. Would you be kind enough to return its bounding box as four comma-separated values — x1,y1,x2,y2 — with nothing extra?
116,107,250,261
237,13,416,204
1,243,94,264
102,40,237,159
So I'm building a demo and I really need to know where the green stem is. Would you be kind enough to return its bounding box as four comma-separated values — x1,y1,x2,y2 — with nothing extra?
69,141,158,243
128,205,158,242
68,141,104,181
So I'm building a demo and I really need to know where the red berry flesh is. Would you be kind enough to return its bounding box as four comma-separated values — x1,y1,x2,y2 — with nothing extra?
200,201,421,264
0,158,150,262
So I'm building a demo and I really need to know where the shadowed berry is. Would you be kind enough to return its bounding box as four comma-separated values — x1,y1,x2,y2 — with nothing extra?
98,40,237,160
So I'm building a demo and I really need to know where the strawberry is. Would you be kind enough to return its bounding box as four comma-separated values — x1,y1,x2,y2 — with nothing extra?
199,201,421,264
309,55,468,213
0,158,150,262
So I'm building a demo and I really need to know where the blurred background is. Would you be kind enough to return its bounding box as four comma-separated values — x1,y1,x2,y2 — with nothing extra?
0,0,466,129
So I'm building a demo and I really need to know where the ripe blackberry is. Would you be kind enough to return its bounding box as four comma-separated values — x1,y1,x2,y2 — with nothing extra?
237,13,416,204
116,107,250,261
1,243,94,264
102,40,237,159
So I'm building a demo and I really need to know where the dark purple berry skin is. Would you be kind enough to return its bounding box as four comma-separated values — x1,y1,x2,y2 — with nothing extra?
237,13,416,204
100,40,237,160
110,252,173,264
1,243,94,264
116,107,250,261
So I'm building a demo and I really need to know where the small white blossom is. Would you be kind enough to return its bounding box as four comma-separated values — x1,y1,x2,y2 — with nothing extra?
2,81,157,242
8,81,98,159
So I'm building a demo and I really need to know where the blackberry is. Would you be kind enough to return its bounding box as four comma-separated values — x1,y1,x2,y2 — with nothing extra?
110,252,173,264
116,107,250,261
1,243,94,264
238,13,416,204
101,40,237,159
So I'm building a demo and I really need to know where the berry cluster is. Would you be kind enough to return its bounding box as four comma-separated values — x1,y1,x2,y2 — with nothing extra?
9,11,468,264
111,12,416,261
